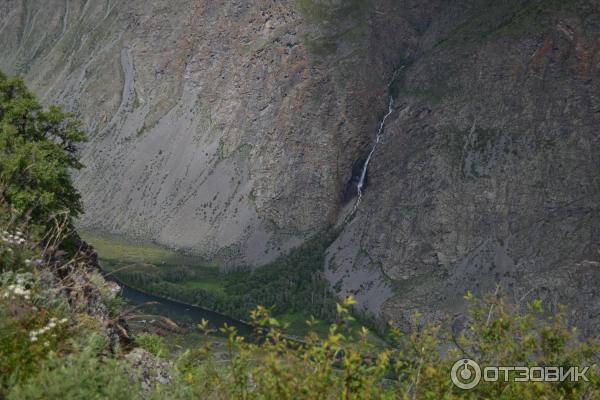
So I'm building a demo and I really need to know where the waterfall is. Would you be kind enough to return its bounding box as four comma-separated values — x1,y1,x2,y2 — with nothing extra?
351,95,395,214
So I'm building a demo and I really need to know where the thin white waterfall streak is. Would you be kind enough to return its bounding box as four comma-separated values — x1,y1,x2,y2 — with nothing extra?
352,96,394,214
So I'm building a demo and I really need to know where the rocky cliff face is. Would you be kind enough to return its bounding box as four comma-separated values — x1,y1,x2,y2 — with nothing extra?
0,0,401,264
2,0,599,330
325,0,600,334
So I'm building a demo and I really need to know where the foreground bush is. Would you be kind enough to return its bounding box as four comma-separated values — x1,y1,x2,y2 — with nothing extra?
145,295,599,400
0,210,139,396
7,336,134,400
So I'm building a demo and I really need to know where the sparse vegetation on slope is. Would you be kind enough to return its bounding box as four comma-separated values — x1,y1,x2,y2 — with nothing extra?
296,0,373,57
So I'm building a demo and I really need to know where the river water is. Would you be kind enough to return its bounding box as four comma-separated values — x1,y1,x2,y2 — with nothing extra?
118,282,253,336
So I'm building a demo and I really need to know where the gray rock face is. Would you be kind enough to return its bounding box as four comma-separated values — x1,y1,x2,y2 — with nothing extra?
326,1,600,333
124,348,171,392
0,0,399,264
2,0,600,330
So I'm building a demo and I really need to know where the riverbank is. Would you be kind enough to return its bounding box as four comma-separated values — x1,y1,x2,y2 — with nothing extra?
81,228,388,346
106,274,253,334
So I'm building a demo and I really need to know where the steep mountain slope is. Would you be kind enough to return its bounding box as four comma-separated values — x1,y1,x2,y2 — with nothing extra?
0,0,407,264
2,0,599,330
325,0,600,334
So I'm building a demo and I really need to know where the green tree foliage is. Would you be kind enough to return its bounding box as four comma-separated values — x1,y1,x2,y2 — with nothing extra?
136,333,168,358
112,228,340,323
0,71,87,226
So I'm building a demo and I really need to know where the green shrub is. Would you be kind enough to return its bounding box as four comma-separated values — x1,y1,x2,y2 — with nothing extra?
8,339,137,400
136,333,168,358
146,294,599,399
387,292,600,399
0,71,86,227
0,271,73,390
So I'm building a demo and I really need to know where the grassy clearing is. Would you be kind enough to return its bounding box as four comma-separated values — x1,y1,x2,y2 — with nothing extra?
79,229,212,267
80,229,227,299
182,280,226,297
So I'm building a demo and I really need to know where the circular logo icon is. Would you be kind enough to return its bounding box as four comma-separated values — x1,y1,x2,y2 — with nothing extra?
451,359,481,389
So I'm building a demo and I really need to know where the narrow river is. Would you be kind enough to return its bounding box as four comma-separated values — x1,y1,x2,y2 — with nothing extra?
82,230,253,336
115,280,253,336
